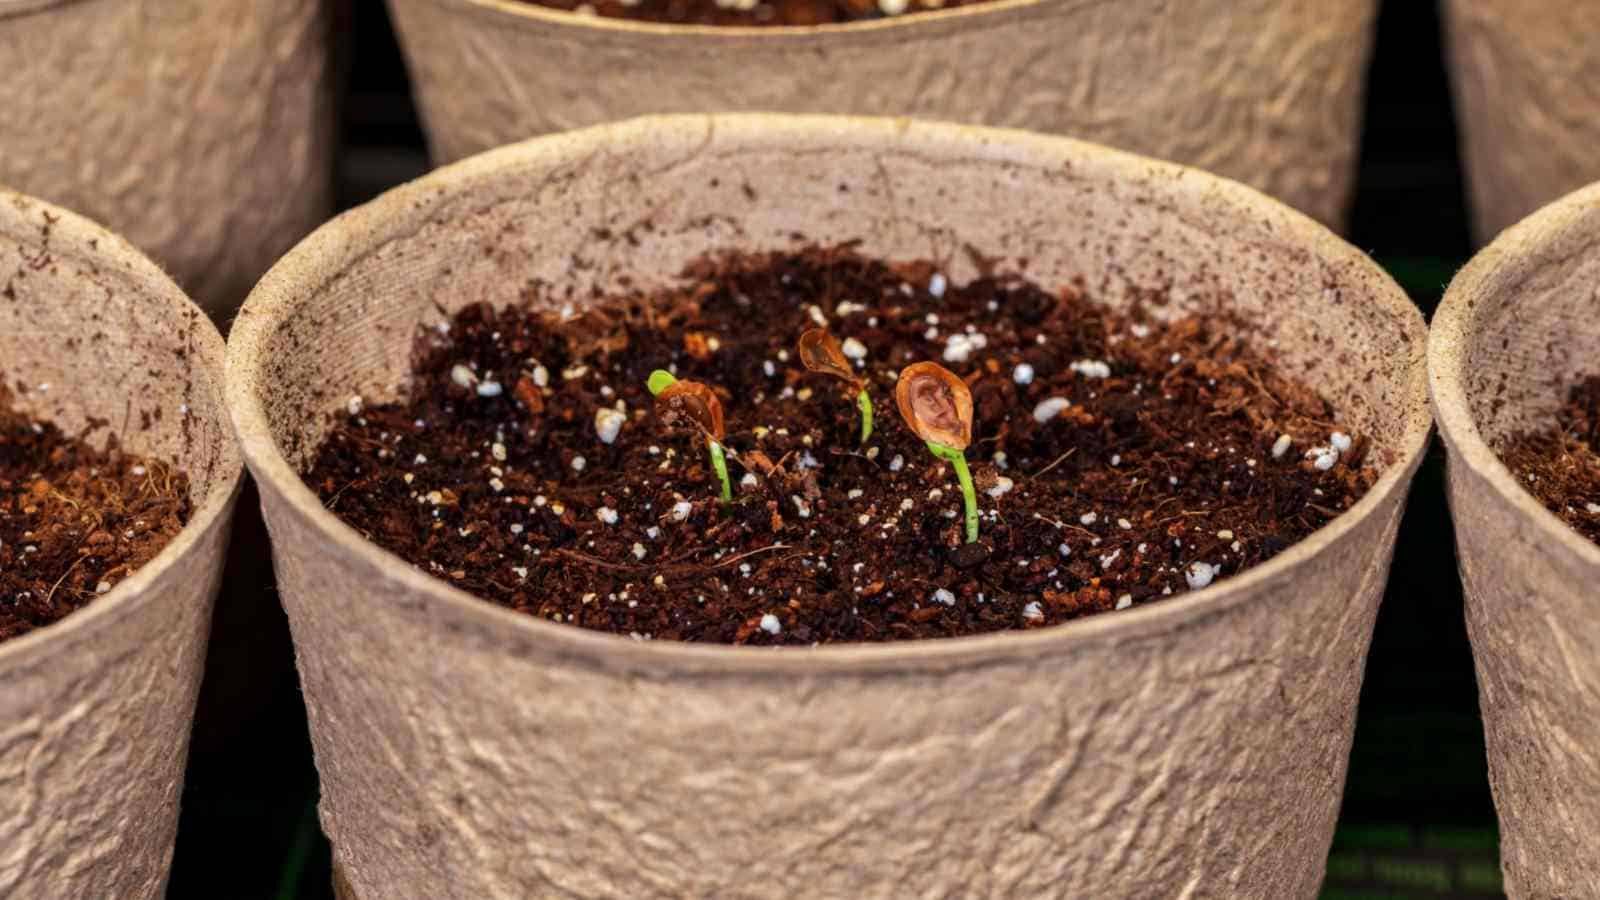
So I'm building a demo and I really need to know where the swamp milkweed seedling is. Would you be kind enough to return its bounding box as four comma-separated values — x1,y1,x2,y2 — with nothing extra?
798,328,873,444
896,361,979,543
648,370,733,505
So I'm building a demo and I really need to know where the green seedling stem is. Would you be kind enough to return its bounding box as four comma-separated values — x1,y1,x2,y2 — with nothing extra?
927,442,978,543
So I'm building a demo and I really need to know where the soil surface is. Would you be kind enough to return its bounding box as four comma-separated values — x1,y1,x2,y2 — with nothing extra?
0,385,190,643
517,0,991,26
307,245,1376,645
1501,375,1600,546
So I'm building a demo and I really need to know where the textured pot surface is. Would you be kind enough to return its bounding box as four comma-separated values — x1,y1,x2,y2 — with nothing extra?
228,114,1429,899
0,192,242,898
1445,0,1600,244
1430,181,1600,899
387,0,1376,230
0,0,337,319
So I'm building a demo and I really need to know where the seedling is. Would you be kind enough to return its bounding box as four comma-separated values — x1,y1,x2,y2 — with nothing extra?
647,370,732,505
798,328,873,444
895,361,978,543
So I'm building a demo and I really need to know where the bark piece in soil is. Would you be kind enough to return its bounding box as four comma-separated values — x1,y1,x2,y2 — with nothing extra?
306,245,1376,645
1501,374,1600,546
0,384,191,643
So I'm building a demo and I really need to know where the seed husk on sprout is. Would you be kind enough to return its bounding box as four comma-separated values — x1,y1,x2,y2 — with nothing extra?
798,327,874,443
895,361,979,543
647,370,732,505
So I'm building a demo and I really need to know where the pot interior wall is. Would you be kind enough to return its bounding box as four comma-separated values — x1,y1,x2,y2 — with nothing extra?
255,119,1417,476
1445,198,1600,447
0,196,232,507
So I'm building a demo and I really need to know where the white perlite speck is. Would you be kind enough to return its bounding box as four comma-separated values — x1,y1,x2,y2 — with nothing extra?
632,542,647,560
889,454,905,472
1012,363,1035,385
932,588,957,606
1070,359,1111,379
1021,601,1044,622
1271,434,1293,459
986,476,1014,499
740,473,759,490
491,441,507,462
450,364,477,388
841,337,868,360
594,407,626,445
1330,431,1352,452
1185,561,1218,590
1079,512,1097,525
942,332,988,364
1305,446,1339,471
95,581,112,594
476,381,503,398
1033,397,1070,423
670,500,693,522
346,395,363,416
760,613,782,635
1115,594,1133,611
928,273,947,297
571,455,587,472
791,496,812,518
597,507,618,524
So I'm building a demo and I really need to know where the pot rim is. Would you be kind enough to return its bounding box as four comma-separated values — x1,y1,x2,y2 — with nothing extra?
226,112,1431,675
1429,179,1600,572
415,0,1051,41
0,190,244,671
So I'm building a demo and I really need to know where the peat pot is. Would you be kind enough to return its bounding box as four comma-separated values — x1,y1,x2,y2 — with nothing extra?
1445,0,1600,244
0,0,338,319
227,114,1430,898
386,0,1377,229
1430,181,1600,898
0,191,243,897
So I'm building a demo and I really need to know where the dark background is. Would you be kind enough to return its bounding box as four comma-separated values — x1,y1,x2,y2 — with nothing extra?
167,1,1496,896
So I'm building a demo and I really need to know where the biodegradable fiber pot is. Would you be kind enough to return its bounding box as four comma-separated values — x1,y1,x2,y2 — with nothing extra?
228,114,1429,898
0,192,242,898
1430,182,1600,898
0,0,338,319
386,0,1377,230
1445,0,1600,244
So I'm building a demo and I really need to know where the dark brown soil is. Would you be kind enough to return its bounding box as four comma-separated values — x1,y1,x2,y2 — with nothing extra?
517,0,990,26
0,385,191,643
1500,375,1600,545
306,245,1376,645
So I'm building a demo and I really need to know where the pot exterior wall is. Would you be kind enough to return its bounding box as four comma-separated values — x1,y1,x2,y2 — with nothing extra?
0,193,242,898
386,0,1375,230
264,485,1403,900
1444,453,1600,898
0,0,338,320
229,115,1430,899
1430,183,1600,898
1445,0,1600,244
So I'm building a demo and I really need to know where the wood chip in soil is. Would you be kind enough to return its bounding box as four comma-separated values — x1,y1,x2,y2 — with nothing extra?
306,244,1376,645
